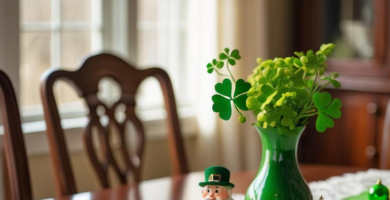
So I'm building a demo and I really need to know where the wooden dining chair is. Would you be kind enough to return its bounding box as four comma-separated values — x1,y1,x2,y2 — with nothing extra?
40,53,188,196
0,70,33,200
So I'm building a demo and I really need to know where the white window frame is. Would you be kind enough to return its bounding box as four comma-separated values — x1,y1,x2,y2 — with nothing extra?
20,0,103,123
136,0,190,107
0,0,197,158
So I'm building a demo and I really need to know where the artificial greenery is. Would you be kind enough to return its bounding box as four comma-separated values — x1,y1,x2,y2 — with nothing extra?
206,44,342,133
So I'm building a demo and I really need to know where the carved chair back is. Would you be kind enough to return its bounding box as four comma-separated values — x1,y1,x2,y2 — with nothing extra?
0,70,33,200
40,54,188,196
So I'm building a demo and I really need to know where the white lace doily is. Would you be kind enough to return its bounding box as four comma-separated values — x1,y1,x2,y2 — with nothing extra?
309,169,390,200
232,169,390,200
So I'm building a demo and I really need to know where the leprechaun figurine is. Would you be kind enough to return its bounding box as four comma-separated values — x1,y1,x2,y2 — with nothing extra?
199,166,235,200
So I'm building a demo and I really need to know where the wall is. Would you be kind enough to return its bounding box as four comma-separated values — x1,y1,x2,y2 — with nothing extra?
268,0,296,58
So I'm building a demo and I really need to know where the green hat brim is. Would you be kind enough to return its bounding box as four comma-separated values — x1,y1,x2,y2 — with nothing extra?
199,181,235,188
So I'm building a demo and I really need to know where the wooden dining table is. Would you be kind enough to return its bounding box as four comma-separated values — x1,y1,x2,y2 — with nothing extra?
45,164,368,200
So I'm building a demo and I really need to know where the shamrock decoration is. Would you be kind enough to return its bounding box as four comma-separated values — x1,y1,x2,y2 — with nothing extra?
316,43,335,56
321,72,341,89
206,44,343,133
206,59,224,74
313,92,342,132
212,79,251,121
219,48,241,66
207,48,251,123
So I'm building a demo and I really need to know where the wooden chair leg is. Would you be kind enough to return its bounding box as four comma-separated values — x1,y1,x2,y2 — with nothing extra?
2,150,11,200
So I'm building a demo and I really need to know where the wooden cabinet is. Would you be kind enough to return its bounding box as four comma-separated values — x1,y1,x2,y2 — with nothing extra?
295,0,390,167
299,90,381,168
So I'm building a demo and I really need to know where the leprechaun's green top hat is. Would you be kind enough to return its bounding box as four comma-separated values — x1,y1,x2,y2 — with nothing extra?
199,166,235,188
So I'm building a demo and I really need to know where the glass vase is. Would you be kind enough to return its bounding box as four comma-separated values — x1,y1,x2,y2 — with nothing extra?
244,125,312,200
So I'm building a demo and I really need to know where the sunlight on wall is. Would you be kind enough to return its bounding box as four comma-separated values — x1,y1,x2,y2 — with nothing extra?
187,0,217,136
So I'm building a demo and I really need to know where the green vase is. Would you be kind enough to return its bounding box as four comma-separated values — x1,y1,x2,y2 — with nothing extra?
245,126,312,200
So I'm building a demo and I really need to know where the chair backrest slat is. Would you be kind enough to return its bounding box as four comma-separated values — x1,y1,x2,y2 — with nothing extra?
40,53,188,196
0,71,33,200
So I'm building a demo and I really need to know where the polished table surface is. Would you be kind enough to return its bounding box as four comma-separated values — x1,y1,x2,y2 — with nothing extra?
49,164,367,200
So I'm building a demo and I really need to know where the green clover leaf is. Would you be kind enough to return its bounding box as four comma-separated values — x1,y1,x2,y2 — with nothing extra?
260,89,277,110
281,106,297,118
233,79,251,111
316,43,335,56
233,95,248,111
330,80,341,88
212,78,250,121
206,59,224,74
257,85,273,103
219,53,228,60
292,70,306,87
254,68,274,84
293,57,303,68
215,79,232,97
274,94,286,107
262,105,297,126
219,48,241,66
295,88,309,102
231,49,241,60
212,95,231,120
228,58,236,65
212,79,232,120
266,111,281,123
306,54,318,67
280,107,297,128
317,55,326,64
246,96,261,110
234,79,251,97
321,72,341,88
313,92,342,132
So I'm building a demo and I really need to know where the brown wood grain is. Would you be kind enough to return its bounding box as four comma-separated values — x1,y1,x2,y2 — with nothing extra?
48,164,367,200
296,0,390,168
40,54,188,196
0,70,33,200
380,98,390,169
300,90,379,167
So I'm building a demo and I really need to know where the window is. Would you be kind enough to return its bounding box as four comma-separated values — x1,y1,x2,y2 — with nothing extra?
18,0,195,125
136,0,191,110
20,0,102,120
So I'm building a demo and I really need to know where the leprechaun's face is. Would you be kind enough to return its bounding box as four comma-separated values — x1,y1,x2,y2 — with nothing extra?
201,185,230,200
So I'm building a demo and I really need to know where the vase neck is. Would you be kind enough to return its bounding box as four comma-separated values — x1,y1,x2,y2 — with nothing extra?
255,126,305,151
255,126,305,171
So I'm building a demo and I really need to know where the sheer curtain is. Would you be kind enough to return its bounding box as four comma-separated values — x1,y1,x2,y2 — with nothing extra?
188,0,269,172
216,0,269,171
187,0,220,171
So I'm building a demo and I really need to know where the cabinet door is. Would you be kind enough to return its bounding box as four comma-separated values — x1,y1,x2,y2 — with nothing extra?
296,0,388,77
299,90,379,167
